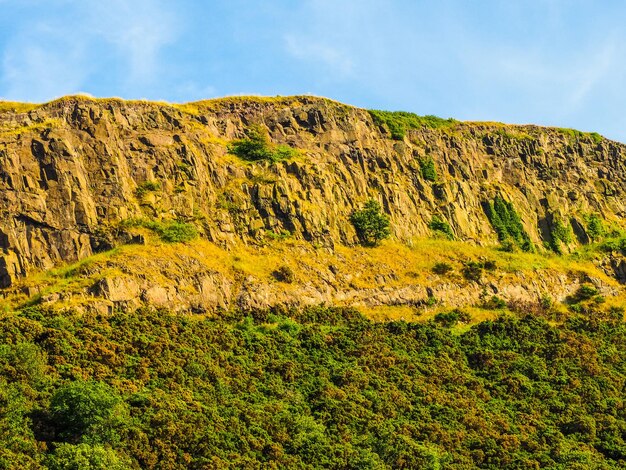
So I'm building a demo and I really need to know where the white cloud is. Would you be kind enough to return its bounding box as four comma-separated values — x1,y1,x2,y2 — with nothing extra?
0,0,180,101
2,27,88,102
285,34,354,77
85,0,178,85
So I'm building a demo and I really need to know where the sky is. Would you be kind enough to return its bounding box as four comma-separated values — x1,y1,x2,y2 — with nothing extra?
1,0,626,141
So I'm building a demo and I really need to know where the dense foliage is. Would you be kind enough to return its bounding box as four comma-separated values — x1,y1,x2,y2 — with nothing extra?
350,199,391,246
0,304,625,469
228,125,297,163
419,157,438,182
550,217,574,254
484,196,533,252
368,110,457,140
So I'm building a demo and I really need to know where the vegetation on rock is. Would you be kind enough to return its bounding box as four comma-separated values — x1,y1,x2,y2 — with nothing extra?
419,156,437,182
121,219,198,243
428,215,454,239
484,196,533,252
228,125,297,162
350,199,391,246
550,217,574,254
368,110,457,140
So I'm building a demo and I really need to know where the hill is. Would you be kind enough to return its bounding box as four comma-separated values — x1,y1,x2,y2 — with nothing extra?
0,96,625,468
0,95,625,318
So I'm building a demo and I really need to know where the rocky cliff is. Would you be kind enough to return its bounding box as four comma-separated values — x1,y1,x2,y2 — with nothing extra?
0,95,625,315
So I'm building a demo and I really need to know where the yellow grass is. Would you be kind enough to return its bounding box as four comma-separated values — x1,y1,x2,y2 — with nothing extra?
3,233,624,322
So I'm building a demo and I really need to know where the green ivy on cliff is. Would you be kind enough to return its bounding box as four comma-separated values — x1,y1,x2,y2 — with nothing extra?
550,217,574,254
484,195,533,252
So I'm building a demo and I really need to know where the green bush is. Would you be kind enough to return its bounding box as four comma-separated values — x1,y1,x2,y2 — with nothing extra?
428,215,454,240
46,443,128,470
157,222,198,243
228,125,296,163
462,261,483,282
550,217,573,253
573,284,599,302
273,265,295,283
584,214,605,241
50,381,127,443
484,196,533,252
433,309,471,327
350,199,391,246
483,295,507,310
135,180,160,198
432,262,453,275
419,157,437,182
121,219,198,243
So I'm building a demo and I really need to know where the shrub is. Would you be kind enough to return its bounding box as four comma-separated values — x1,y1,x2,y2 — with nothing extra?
573,284,599,302
157,222,198,243
228,125,296,163
428,215,454,240
584,214,604,241
50,381,127,443
121,219,198,243
135,180,160,198
483,260,497,271
550,217,573,253
540,294,553,310
432,262,453,275
434,309,471,327
273,266,295,283
484,196,533,252
350,199,391,246
484,295,507,310
46,443,129,470
598,237,626,254
462,261,483,282
419,157,437,182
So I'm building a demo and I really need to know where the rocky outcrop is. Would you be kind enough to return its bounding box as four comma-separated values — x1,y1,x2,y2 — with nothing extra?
0,95,625,287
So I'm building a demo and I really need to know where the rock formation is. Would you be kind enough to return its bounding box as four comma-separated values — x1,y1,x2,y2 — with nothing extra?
0,95,624,314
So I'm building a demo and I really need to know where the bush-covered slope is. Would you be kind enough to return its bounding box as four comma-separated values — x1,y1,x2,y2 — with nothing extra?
1,305,625,469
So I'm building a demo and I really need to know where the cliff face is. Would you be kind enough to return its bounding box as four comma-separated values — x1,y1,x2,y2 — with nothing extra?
0,96,625,291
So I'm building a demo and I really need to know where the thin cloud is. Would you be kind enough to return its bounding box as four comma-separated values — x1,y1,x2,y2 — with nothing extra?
2,26,88,102
284,35,354,77
0,0,180,101
85,0,179,85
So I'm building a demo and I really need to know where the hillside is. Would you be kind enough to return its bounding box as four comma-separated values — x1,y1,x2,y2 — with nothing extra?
1,96,626,468
0,95,625,318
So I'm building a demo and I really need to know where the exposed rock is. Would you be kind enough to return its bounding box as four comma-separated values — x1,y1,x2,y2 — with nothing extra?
0,95,625,300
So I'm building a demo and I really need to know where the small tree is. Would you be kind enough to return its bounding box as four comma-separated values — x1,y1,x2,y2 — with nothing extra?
350,199,391,246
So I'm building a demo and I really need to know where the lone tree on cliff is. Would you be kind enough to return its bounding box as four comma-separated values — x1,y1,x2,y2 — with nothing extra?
350,199,391,246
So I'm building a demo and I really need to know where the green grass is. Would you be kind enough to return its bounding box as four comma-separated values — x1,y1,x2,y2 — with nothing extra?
368,110,457,140
120,218,198,243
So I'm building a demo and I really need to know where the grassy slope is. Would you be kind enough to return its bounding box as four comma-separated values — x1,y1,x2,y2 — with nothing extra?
2,232,623,324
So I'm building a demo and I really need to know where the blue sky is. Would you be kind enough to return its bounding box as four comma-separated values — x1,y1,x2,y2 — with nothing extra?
1,1,626,141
